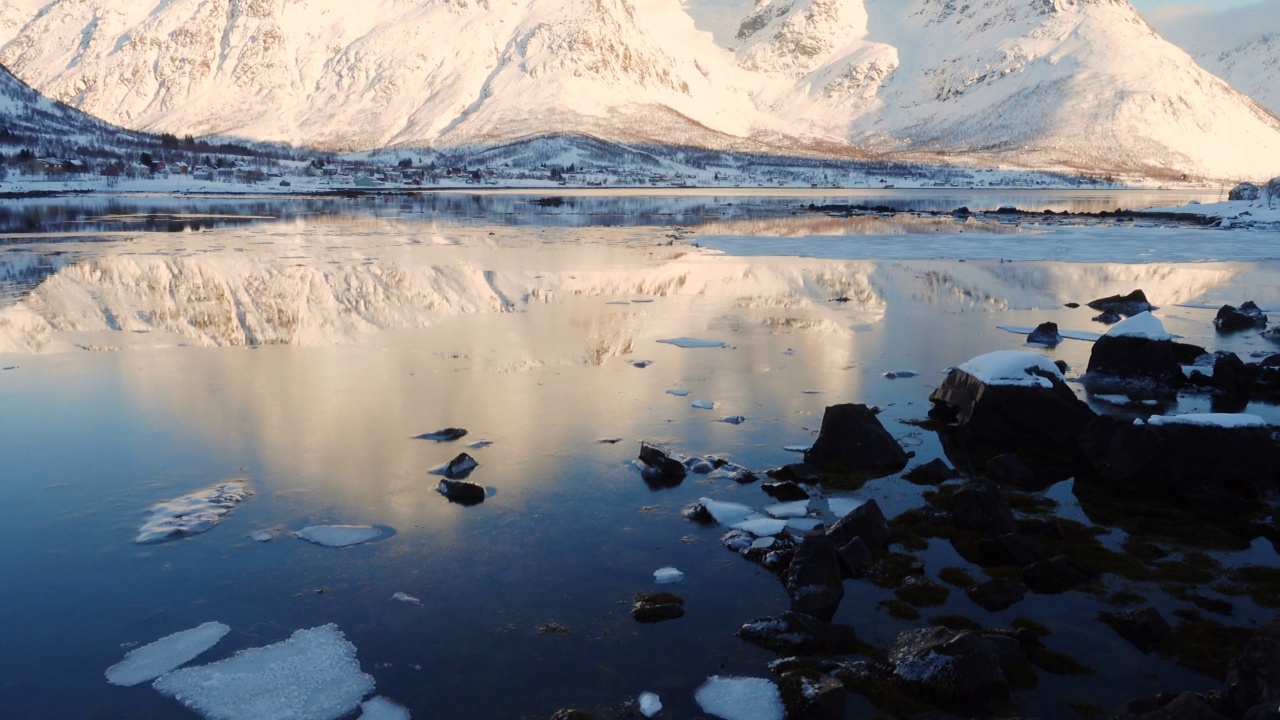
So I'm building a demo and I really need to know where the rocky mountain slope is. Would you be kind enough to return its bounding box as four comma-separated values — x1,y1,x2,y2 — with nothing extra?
2,0,1279,179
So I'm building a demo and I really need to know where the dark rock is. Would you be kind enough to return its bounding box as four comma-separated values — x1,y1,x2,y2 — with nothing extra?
1112,692,1229,720
977,533,1047,568
1212,352,1254,410
440,452,478,479
1230,182,1262,202
1055,359,1071,374
1100,606,1172,652
804,404,909,477
549,709,593,720
1087,289,1154,317
827,498,891,556
929,355,1096,470
903,458,960,485
631,592,685,623
887,627,1012,713
1216,302,1269,332
949,480,1016,535
683,501,714,523
777,671,846,720
762,481,810,501
832,536,872,579
637,442,687,486
1093,310,1122,324
1226,617,1280,717
1027,322,1063,346
770,462,824,484
415,427,468,441
966,578,1028,611
437,478,485,504
785,528,846,621
1023,554,1090,594
984,454,1036,487
1085,333,1205,394
736,611,860,655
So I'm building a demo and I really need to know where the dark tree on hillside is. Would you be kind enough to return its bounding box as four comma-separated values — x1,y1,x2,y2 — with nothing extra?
139,152,154,168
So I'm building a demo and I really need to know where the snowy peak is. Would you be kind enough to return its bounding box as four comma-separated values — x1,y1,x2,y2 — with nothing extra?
1150,0,1280,116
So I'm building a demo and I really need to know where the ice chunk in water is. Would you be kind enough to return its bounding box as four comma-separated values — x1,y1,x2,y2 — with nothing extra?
657,337,725,349
295,525,382,547
694,676,784,720
359,696,411,720
105,622,230,687
785,518,823,533
639,691,663,717
152,624,375,720
250,530,274,542
135,480,251,544
653,567,684,584
691,400,715,410
731,518,788,537
666,389,691,397
764,500,809,519
699,498,754,525
782,444,810,453
390,592,421,605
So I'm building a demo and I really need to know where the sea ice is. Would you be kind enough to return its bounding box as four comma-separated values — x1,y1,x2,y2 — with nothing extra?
827,498,867,518
359,696,411,720
782,444,811,453
250,530,274,542
1106,311,1172,340
957,350,1064,388
666,389,691,397
692,400,715,410
295,525,382,547
694,676,784,720
1146,413,1266,428
730,518,788,537
639,691,663,717
764,500,809,519
136,480,252,544
657,337,726,349
699,498,754,525
466,440,494,449
390,592,421,605
750,537,776,550
152,624,375,720
882,370,919,379
105,622,230,687
997,324,1101,342
653,567,685,584
785,518,823,533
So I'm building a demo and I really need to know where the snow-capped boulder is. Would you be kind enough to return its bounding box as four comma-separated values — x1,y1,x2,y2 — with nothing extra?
1084,313,1205,395
928,350,1096,470
803,404,908,478
1229,182,1261,201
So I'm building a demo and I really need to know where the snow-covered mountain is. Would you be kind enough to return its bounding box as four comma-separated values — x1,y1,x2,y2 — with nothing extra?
1148,0,1280,117
3,0,1280,180
0,58,146,147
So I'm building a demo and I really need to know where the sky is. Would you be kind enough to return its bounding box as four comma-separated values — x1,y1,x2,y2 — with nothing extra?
1133,0,1266,22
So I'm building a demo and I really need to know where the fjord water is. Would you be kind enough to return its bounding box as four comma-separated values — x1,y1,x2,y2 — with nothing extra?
1,191,1276,719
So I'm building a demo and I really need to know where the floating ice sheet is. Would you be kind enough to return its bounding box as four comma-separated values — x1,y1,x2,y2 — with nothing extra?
692,400,715,410
782,444,810,453
694,676,784,720
136,480,251,544
957,350,1063,388
390,592,421,605
731,518,788,537
653,567,685,584
666,389,690,397
827,498,867,518
699,498,754,525
250,530,274,542
152,624,374,720
1145,413,1265,428
764,500,809,519
106,622,230,687
997,324,1101,342
295,525,382,547
786,518,823,533
359,696,411,720
639,692,663,718
658,337,726,349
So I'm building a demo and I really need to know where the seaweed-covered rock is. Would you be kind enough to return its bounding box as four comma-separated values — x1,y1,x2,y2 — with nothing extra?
736,611,859,655
949,480,1016,535
1023,554,1090,594
631,592,685,623
1100,607,1172,652
804,404,909,477
966,578,1028,612
887,627,1014,713
786,528,846,621
1215,302,1268,333
977,533,1047,568
1087,289,1154,317
1226,617,1280,717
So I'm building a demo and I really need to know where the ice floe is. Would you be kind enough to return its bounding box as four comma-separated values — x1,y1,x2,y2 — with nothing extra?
694,676,784,720
1144,413,1266,428
730,518,788,537
466,440,494,449
1106,312,1172,341
359,696,411,720
152,624,374,720
666,389,691,397
295,525,383,548
997,324,1102,342
653,567,685,584
782,444,811,453
785,518,823,533
750,537,776,551
764,500,810,519
957,350,1064,388
657,337,726,349
882,370,918,379
699,498,754,525
106,622,230,687
827,498,867,518
390,592,421,605
692,400,715,410
250,530,274,542
639,691,663,717
135,480,252,544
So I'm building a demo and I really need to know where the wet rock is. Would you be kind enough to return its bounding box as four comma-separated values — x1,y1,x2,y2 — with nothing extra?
1027,322,1063,346
1100,607,1172,652
415,427,468,442
1084,314,1205,395
887,627,1014,713
1093,310,1122,324
770,462,824,484
1226,617,1280,717
977,533,1047,568
949,480,1016,535
549,709,592,720
1230,182,1262,202
929,353,1096,470
637,442,687,486
683,456,715,474
803,404,909,478
903,458,960,485
1216,302,1268,333
437,478,486,505
736,611,859,655
762,481,810,501
827,498,891,556
631,592,685,623
1112,692,1229,720
785,528,846,621
984,454,1036,487
966,578,1028,612
441,452,478,479
777,671,846,720
1022,554,1090,594
684,501,714,523
1087,289,1154,317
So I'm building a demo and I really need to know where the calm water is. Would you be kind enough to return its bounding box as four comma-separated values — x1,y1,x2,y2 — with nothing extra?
1,191,1276,719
